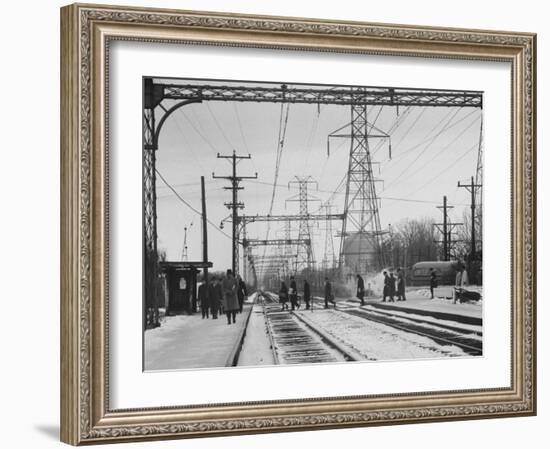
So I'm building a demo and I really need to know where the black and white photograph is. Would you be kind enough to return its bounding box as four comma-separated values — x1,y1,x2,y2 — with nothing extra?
142,77,484,371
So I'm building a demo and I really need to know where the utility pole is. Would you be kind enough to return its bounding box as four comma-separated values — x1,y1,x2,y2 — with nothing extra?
200,176,208,281
388,224,395,268
213,150,257,275
458,176,482,259
434,196,463,261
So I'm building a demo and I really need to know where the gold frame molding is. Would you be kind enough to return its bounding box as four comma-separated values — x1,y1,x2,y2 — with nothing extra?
60,3,536,445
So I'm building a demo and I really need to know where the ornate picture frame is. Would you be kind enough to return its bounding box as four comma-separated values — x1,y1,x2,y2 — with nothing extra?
60,3,536,445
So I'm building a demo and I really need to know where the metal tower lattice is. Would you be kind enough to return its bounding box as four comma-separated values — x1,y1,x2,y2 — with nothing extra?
321,203,337,270
287,177,319,274
339,99,387,274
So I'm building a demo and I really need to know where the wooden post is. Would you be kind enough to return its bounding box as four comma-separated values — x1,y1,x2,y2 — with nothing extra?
201,176,208,281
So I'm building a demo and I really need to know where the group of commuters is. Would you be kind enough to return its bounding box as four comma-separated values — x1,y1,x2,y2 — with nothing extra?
278,276,337,311
278,276,311,311
197,269,248,325
381,268,407,302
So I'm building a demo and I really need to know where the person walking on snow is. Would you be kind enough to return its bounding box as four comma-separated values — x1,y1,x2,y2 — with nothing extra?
198,280,210,319
356,274,365,306
303,279,311,310
382,271,390,302
389,272,397,302
208,277,218,319
279,281,289,311
213,276,224,318
222,269,239,325
396,268,406,301
236,274,247,313
289,276,299,311
454,263,468,303
324,277,335,309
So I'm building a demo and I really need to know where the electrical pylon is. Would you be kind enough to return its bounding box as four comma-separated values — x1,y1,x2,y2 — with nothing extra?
286,176,320,274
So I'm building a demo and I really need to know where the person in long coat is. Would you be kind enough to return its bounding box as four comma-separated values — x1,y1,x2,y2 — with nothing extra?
222,269,240,325
389,272,397,302
198,280,210,319
208,277,218,319
279,281,289,311
213,276,224,317
303,279,311,310
289,276,299,310
324,277,335,309
396,268,406,301
356,274,365,306
382,271,390,302
236,274,248,313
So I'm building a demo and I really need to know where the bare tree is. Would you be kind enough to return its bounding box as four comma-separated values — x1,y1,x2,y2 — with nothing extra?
453,205,482,260
386,217,439,269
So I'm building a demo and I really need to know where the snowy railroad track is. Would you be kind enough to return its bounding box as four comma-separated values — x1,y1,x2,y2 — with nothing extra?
262,301,356,365
342,307,482,356
257,292,482,362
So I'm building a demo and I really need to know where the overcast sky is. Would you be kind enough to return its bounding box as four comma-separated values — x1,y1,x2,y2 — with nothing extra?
152,78,483,272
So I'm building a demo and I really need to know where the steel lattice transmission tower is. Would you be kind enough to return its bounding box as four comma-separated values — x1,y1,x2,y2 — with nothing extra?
321,203,337,270
338,99,388,274
286,177,320,274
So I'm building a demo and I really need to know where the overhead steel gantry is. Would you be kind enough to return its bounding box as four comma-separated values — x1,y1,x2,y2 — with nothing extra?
155,83,483,107
243,238,311,248
239,213,344,224
143,78,483,326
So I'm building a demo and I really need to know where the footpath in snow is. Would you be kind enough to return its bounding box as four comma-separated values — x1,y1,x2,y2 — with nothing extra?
144,305,252,371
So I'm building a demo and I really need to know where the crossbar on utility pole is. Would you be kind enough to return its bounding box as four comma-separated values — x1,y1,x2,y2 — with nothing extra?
458,176,482,259
213,150,257,275
434,195,463,261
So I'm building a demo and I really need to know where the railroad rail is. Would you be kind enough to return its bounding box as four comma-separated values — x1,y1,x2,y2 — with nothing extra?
342,306,482,356
262,293,357,365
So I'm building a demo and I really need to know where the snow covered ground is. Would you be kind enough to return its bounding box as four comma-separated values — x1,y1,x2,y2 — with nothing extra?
237,305,275,366
144,290,482,371
295,309,469,360
361,304,482,335
144,306,252,371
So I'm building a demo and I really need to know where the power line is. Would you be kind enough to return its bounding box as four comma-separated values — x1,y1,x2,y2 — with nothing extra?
263,103,290,241
206,103,235,149
179,109,219,155
158,106,206,173
232,103,259,174
395,112,482,196
155,169,232,240
244,179,460,205
404,141,478,198
303,106,321,171
391,108,427,150
382,107,475,167
370,106,412,160
382,108,464,192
